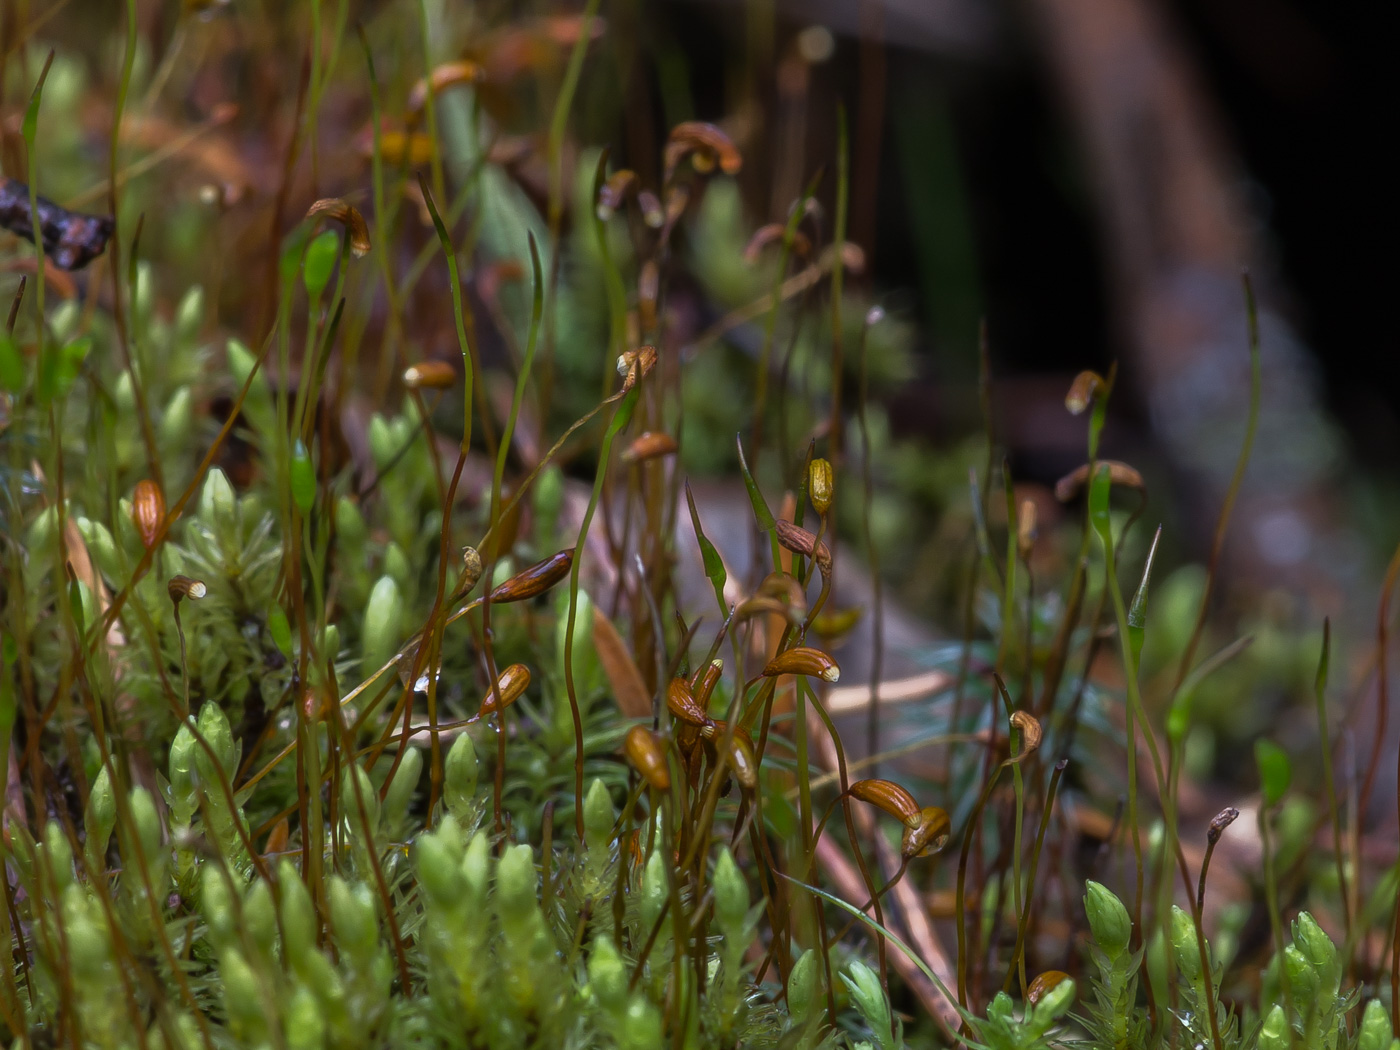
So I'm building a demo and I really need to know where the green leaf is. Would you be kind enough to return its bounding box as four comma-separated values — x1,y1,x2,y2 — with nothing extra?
280,225,310,283
1254,739,1291,808
0,334,24,392
67,576,85,635
774,871,978,1028
734,435,775,532
685,482,727,614
290,440,316,513
303,230,340,299
268,607,293,658
1314,617,1330,696
22,53,53,145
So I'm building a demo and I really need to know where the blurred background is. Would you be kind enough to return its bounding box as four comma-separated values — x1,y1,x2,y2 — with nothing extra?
4,0,1397,824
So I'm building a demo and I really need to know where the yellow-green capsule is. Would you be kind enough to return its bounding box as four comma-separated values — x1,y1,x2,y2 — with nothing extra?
808,457,833,516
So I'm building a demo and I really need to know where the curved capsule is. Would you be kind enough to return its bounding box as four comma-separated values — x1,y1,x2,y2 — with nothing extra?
1065,370,1106,415
616,345,658,392
489,549,574,603
725,733,758,792
460,547,484,595
849,779,922,829
304,198,371,257
1053,460,1144,503
701,720,758,792
478,663,531,718
663,121,743,183
762,646,840,683
1010,711,1043,757
637,189,664,228
167,575,207,604
735,596,801,624
666,677,712,728
407,60,484,115
624,726,671,791
743,223,812,264
774,520,833,575
689,659,723,708
596,169,639,219
901,806,951,859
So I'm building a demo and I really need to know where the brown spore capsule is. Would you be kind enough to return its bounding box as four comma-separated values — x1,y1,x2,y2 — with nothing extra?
762,646,840,683
774,520,832,575
132,479,165,550
666,677,711,728
403,360,456,390
490,549,574,603
624,726,671,791
1027,970,1070,1006
478,663,531,718
901,806,951,859
849,779,923,829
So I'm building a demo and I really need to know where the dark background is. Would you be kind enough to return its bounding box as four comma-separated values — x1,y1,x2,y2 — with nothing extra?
651,0,1396,463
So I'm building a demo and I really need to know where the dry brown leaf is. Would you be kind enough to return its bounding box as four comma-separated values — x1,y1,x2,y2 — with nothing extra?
592,605,651,718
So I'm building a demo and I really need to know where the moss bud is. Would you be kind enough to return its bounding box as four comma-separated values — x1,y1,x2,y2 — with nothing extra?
195,702,238,781
443,733,478,819
588,936,628,1012
84,765,117,871
1358,999,1395,1050
416,828,467,908
160,386,193,451
361,575,402,677
1084,881,1132,961
328,876,377,959
340,763,379,834
244,878,278,960
1283,944,1318,1001
1169,906,1202,982
712,848,748,938
840,960,891,1038
285,985,327,1050
168,721,198,819
334,495,367,548
641,850,668,934
43,820,75,893
583,778,614,856
495,844,537,923
219,947,268,1040
61,885,110,979
201,866,237,947
1293,911,1341,995
382,748,422,829
278,861,318,965
199,467,236,525
461,830,491,909
787,949,819,1023
129,785,163,862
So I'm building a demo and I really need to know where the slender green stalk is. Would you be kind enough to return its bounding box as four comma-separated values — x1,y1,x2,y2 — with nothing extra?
1313,620,1349,942
563,387,640,837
